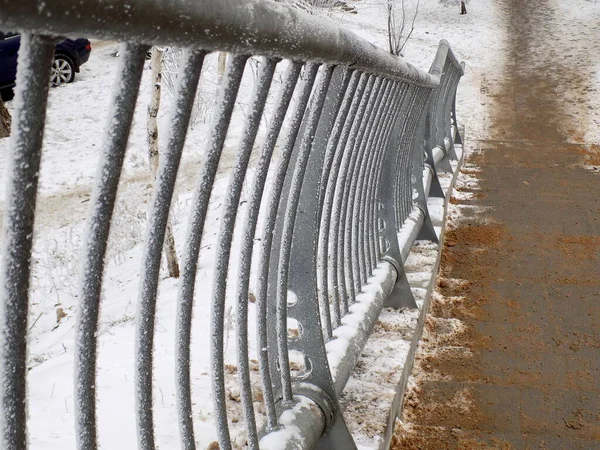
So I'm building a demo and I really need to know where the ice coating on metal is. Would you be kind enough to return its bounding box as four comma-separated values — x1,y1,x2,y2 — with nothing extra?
75,43,148,450
0,0,436,85
0,33,55,450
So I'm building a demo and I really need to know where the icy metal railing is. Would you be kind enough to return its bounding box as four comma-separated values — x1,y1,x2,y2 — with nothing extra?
0,0,464,449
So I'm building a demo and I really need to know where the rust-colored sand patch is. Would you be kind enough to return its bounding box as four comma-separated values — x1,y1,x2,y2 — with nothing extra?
556,234,600,260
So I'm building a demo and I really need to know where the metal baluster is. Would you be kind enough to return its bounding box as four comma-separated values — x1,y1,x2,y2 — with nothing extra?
372,84,411,265
75,43,148,450
443,69,460,159
277,64,333,403
211,57,277,450
135,48,207,450
342,77,384,300
396,91,416,225
323,73,368,328
239,61,303,431
176,54,248,450
359,81,399,278
332,75,375,313
316,68,354,341
394,86,419,226
256,61,320,404
0,34,55,450
137,48,206,450
408,88,431,217
351,79,391,287
398,89,425,224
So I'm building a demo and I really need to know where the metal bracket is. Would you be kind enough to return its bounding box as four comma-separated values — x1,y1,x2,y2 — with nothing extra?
381,256,417,309
445,136,459,161
452,87,463,147
315,416,359,450
416,206,439,243
427,167,445,199
267,66,357,449
434,150,454,174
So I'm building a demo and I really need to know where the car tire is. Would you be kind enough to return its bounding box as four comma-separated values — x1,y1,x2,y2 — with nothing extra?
0,88,14,102
51,55,76,87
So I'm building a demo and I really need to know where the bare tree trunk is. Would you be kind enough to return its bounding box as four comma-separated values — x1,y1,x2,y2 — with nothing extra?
148,46,180,278
217,52,228,84
163,221,179,276
0,96,11,139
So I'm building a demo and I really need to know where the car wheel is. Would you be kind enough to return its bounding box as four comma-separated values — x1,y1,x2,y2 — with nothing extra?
0,88,14,102
51,55,75,87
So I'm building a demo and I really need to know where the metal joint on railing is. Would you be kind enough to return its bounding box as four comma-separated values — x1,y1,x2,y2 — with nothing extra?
291,383,336,429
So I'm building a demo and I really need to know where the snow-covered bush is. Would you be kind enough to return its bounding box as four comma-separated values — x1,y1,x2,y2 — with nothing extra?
161,48,218,128
34,228,83,301
107,182,151,265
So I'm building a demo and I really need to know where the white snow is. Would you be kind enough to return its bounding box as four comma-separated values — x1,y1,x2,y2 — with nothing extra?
0,42,273,449
258,396,318,450
326,263,392,381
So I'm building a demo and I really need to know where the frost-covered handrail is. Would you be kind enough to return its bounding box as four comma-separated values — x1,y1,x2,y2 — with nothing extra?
0,1,464,449
429,39,464,76
0,0,435,85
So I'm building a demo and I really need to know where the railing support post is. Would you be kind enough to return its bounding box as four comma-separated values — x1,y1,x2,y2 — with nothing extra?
378,85,418,310
266,65,358,448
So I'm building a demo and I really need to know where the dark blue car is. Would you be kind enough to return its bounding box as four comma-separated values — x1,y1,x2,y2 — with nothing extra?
0,32,91,95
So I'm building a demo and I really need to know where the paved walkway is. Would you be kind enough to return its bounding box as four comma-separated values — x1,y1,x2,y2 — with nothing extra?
393,0,600,448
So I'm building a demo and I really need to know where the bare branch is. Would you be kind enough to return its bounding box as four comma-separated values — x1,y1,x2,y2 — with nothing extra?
400,0,420,55
387,0,420,57
387,1,394,54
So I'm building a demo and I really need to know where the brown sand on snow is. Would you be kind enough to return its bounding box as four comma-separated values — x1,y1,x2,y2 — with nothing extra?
392,0,600,448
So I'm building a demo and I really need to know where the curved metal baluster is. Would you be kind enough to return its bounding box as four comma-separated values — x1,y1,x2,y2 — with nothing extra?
397,89,422,226
370,83,407,267
276,64,333,403
74,43,148,450
341,77,383,300
0,34,55,450
394,86,419,227
315,68,354,341
212,57,277,450
349,78,389,287
175,54,248,450
237,61,303,431
324,73,369,327
332,75,375,314
133,48,207,450
255,61,319,405
356,81,396,281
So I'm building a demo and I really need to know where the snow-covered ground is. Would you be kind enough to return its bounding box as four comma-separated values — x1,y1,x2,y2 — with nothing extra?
341,148,465,449
2,0,599,448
